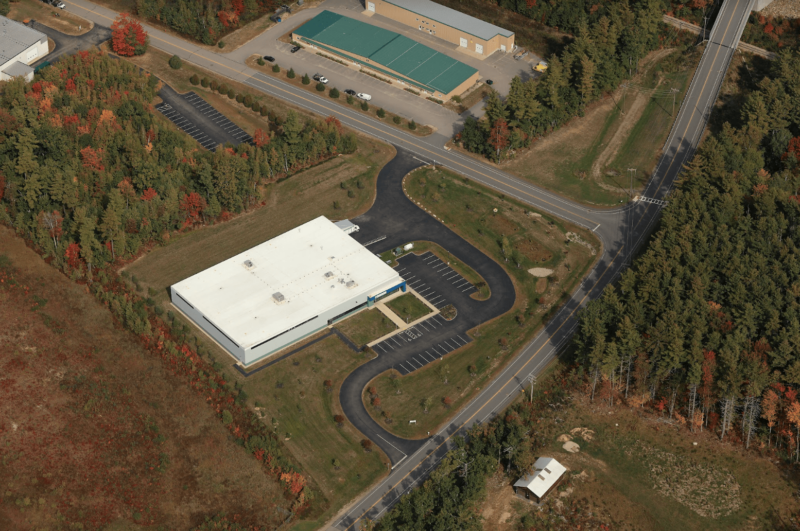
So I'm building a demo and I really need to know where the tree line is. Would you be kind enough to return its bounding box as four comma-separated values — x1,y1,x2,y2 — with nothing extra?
0,51,357,278
458,0,667,161
573,49,800,456
135,0,278,45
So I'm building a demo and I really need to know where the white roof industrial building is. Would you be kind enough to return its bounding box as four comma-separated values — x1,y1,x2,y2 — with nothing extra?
0,16,48,83
513,457,567,503
171,216,405,366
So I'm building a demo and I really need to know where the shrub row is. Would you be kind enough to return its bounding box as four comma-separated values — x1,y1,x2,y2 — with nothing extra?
191,75,268,116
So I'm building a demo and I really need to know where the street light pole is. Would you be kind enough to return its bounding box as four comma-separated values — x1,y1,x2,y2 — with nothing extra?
527,375,537,403
627,168,636,267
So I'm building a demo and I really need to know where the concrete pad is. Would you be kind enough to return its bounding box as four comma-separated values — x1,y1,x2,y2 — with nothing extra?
527,267,553,277
563,441,580,453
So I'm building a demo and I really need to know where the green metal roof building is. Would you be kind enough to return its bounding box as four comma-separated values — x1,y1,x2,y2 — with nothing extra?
293,10,479,98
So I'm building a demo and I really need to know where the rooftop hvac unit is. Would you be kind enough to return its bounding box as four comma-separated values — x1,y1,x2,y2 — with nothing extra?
272,292,285,303
243,260,255,270
346,280,357,289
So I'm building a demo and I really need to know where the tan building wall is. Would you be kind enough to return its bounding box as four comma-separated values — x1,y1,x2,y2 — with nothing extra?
370,0,514,57
292,33,480,99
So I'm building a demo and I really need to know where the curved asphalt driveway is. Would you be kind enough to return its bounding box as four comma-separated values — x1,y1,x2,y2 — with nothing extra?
29,20,111,66
340,148,516,465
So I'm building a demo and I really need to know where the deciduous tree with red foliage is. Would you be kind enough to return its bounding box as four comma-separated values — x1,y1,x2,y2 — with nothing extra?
489,119,510,160
180,192,207,225
111,14,149,56
64,242,81,269
253,128,270,148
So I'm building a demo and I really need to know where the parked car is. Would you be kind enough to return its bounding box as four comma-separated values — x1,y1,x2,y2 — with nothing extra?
485,80,494,86
344,89,357,96
313,73,329,84
357,93,372,101
533,61,549,73
290,46,301,53
263,55,275,63
54,1,65,8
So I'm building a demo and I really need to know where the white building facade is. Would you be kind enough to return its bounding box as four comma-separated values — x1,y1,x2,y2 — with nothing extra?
171,217,405,366
0,16,48,83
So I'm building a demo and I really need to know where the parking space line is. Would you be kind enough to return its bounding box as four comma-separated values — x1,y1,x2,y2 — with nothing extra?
433,264,449,272
418,321,432,331
417,287,431,294
399,362,412,373
437,343,449,354
391,337,403,347
383,341,394,350
443,272,459,280
445,340,458,350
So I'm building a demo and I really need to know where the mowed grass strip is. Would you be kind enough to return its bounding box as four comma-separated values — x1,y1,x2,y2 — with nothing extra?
385,293,432,323
364,167,600,438
335,309,397,348
240,336,388,530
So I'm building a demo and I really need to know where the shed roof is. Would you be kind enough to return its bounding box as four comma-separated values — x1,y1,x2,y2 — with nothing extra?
0,16,46,66
383,0,514,41
171,216,402,350
2,60,34,78
295,11,477,94
513,457,567,498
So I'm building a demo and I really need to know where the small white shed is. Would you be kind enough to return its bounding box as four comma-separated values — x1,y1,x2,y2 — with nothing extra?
513,457,567,503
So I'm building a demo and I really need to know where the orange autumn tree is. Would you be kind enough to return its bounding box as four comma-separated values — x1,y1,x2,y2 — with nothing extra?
111,14,149,57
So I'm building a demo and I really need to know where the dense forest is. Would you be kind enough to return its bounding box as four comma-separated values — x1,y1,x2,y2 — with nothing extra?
574,48,800,452
458,0,668,161
0,51,356,276
135,0,278,44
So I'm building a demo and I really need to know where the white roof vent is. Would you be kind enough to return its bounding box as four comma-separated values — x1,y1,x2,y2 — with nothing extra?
346,280,357,289
324,271,335,279
243,260,254,270
272,292,285,303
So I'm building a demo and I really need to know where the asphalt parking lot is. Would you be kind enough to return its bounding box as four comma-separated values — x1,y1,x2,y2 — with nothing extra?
156,86,252,150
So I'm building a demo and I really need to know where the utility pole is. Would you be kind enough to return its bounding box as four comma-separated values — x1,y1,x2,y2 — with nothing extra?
627,169,636,267
671,87,679,116
527,375,537,403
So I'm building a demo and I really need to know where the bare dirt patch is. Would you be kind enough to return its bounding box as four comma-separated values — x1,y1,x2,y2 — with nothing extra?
487,213,520,235
515,238,553,263
8,0,92,35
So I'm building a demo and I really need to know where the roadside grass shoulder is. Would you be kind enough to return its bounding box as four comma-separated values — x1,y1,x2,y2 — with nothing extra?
363,167,599,439
384,293,432,323
240,335,389,530
335,309,397,348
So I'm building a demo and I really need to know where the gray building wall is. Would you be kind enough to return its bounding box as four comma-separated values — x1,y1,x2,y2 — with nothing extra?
171,279,405,366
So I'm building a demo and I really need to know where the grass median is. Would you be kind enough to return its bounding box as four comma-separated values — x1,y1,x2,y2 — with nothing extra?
362,166,600,439
384,293,432,324
335,309,397,348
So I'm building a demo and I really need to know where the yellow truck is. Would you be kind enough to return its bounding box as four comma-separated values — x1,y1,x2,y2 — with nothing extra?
533,61,548,73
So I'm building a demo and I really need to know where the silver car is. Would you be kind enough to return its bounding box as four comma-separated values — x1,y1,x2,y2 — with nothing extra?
357,93,372,101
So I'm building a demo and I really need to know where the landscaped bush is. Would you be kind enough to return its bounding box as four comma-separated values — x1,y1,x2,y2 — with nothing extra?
272,64,280,73
408,119,417,130
257,57,265,66
451,95,462,104
200,77,209,87
329,87,340,98
169,55,182,69
302,73,310,85
287,68,296,79
251,101,261,113
228,89,236,99
393,115,401,124
243,94,253,107
210,79,218,90
316,82,325,92
218,41,225,49
346,95,354,104
360,101,369,111
189,74,199,85
377,108,386,118
260,106,268,116
236,93,244,103
219,83,228,93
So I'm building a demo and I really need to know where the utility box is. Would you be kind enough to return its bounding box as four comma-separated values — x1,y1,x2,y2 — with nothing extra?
403,243,414,251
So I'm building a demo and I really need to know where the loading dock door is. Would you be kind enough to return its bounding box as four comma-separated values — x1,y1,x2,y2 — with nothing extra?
367,2,375,11
475,43,484,54
460,37,467,48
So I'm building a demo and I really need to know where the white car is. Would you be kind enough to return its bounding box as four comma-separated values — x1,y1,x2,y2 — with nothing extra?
313,74,329,84
357,93,372,101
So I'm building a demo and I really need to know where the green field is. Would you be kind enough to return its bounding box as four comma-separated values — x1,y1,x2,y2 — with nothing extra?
384,293,432,324
364,166,599,438
238,335,388,531
335,308,397,347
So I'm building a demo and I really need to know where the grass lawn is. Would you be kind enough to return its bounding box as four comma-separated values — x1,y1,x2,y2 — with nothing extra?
502,47,699,207
362,166,600,439
384,293,432,323
245,55,435,137
8,0,92,35
335,308,397,347
239,335,389,531
380,241,491,300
